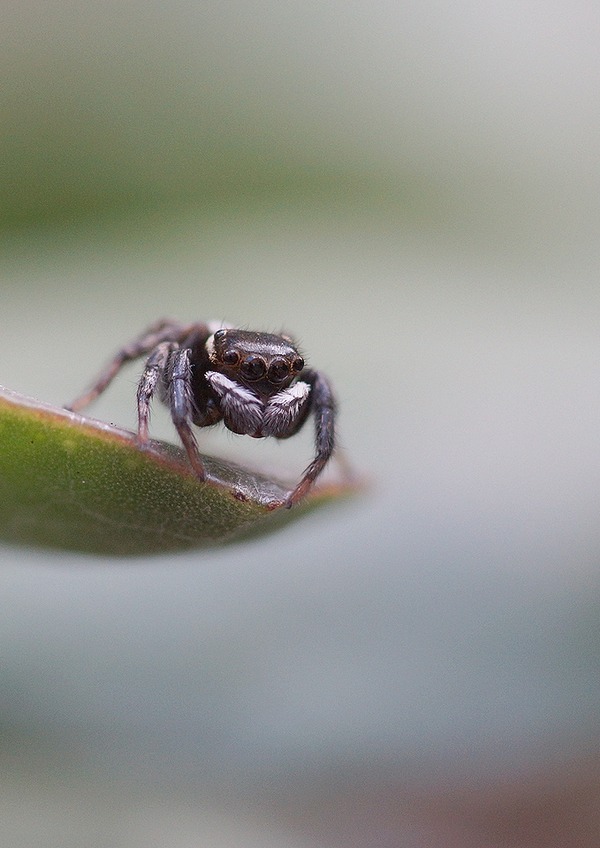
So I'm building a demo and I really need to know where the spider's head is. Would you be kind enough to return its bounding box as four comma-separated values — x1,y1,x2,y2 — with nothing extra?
208,329,305,396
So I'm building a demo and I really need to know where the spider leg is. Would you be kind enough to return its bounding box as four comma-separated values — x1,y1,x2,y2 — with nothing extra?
66,318,195,412
166,347,206,480
135,341,176,444
285,369,336,508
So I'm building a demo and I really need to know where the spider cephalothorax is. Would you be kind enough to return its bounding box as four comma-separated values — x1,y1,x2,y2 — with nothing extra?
67,319,336,508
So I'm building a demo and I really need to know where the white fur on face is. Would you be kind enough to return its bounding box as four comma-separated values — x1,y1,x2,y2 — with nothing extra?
206,372,311,437
205,371,263,434
262,381,310,436
204,322,234,361
204,335,215,360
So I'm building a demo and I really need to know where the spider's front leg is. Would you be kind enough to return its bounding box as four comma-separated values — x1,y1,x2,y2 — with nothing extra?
284,369,336,509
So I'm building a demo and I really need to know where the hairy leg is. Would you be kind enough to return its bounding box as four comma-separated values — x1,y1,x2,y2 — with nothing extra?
167,348,206,479
66,319,194,412
284,370,336,508
135,341,177,443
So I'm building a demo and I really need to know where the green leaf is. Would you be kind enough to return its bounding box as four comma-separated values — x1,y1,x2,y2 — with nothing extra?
0,386,356,556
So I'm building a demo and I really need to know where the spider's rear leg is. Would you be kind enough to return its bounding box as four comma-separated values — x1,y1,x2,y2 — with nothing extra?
166,347,207,480
66,318,193,412
136,341,176,444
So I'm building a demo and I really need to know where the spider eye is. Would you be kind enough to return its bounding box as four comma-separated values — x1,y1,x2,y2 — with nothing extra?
268,358,289,383
292,357,304,372
222,349,240,366
240,355,267,380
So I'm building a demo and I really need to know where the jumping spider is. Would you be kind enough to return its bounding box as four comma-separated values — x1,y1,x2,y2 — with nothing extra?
67,319,336,508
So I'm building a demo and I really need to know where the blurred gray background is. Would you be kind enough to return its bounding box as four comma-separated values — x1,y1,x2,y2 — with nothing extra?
2,2,600,846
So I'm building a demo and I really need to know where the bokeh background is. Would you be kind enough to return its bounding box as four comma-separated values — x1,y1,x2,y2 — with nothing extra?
2,2,600,846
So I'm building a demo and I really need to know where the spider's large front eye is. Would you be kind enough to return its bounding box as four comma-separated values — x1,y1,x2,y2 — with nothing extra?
268,358,289,383
240,355,267,380
222,349,240,366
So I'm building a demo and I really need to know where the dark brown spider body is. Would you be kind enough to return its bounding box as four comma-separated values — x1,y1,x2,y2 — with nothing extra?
67,319,336,508
210,329,305,398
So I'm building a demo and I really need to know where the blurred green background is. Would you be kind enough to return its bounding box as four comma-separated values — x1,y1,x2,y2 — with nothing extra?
2,3,600,846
